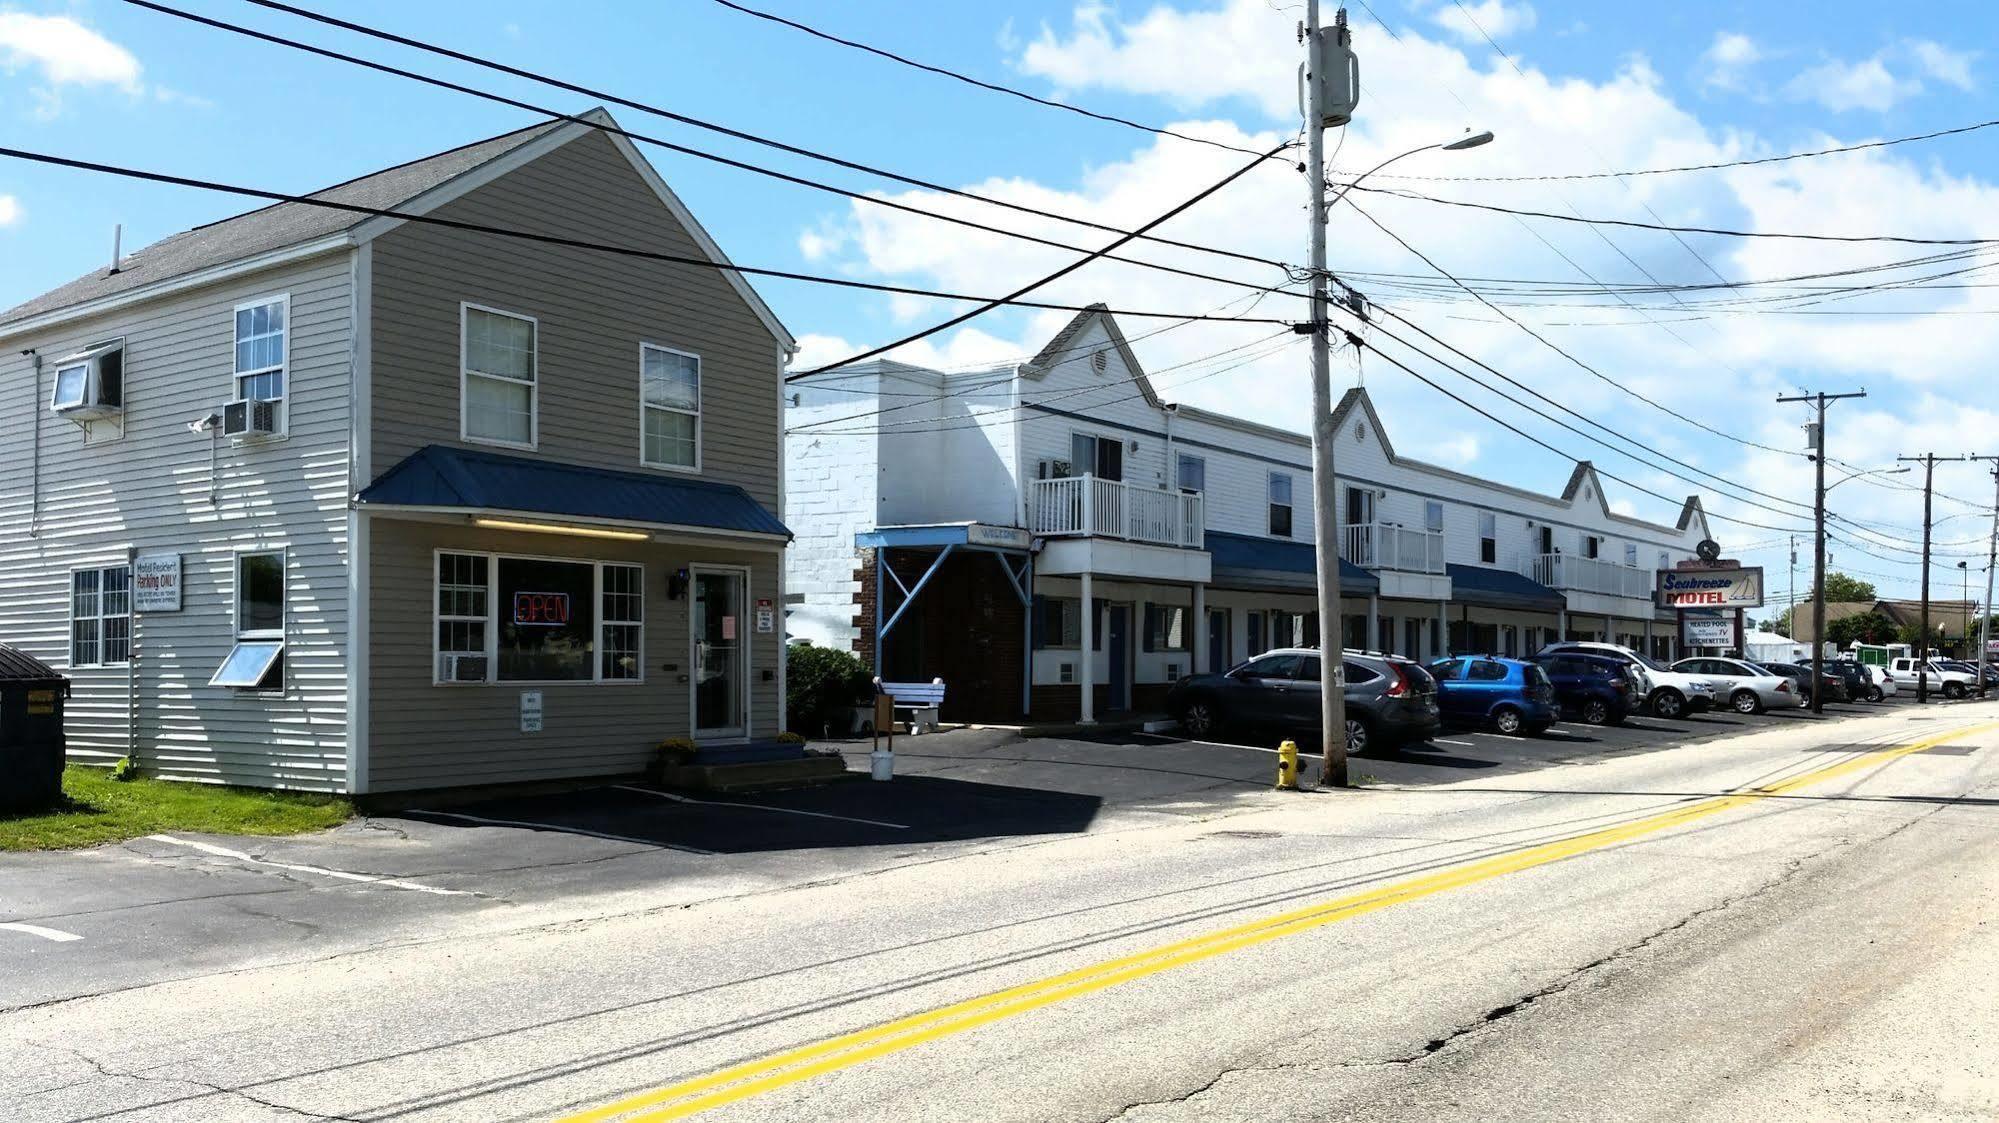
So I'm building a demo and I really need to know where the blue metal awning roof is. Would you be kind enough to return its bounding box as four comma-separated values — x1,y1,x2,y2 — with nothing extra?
357,444,790,539
1446,563,1564,611
1205,530,1377,594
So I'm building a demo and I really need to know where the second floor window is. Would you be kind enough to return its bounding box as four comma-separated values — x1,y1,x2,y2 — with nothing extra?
1177,453,1205,495
1072,432,1123,481
1425,501,1444,533
1479,511,1497,563
1583,534,1601,559
462,304,537,448
641,344,701,469
1625,543,1638,567
1269,473,1293,537
234,296,287,433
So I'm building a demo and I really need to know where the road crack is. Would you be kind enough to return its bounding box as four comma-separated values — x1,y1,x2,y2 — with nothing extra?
21,1038,364,1121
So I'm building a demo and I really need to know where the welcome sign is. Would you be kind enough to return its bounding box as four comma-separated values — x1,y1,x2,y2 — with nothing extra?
1657,567,1765,610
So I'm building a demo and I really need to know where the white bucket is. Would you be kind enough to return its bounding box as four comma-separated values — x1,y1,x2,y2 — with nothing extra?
870,748,894,781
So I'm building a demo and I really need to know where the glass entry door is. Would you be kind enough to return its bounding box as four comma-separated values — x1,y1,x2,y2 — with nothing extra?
692,569,746,736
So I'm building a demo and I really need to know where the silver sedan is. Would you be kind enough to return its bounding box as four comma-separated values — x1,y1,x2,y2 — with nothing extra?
1673,657,1805,714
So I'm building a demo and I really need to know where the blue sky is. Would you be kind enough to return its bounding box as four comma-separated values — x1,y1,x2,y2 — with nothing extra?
5,0,1998,608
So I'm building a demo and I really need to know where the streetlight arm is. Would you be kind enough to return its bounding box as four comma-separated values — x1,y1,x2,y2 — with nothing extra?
1325,143,1437,210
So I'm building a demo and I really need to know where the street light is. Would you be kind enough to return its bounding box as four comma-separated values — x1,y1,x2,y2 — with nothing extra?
1326,130,1495,211
1825,464,1910,492
1303,100,1493,789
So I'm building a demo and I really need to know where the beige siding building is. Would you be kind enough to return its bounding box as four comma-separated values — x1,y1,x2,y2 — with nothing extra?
0,110,794,794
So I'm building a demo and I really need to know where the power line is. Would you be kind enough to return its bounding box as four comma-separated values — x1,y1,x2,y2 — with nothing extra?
131,0,1301,297
791,140,1293,378
1336,115,1999,184
703,0,1282,163
0,144,1293,327
1346,181,1999,246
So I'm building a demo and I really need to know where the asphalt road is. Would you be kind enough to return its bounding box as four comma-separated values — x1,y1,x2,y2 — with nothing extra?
4,697,1996,1121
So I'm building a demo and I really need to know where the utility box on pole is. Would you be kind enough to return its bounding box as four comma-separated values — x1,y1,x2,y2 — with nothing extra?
1301,13,1360,127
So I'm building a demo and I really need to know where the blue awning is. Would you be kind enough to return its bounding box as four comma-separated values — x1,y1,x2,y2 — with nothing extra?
357,444,790,539
1446,563,1564,611
1205,530,1377,594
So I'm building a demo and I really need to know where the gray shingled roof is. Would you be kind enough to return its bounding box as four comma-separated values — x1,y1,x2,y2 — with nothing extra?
1,117,567,327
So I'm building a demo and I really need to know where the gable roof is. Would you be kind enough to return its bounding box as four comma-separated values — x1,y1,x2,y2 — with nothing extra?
2,109,793,350
1021,303,1164,407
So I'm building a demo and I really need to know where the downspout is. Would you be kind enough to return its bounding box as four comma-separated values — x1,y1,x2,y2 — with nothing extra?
126,544,137,765
24,349,41,536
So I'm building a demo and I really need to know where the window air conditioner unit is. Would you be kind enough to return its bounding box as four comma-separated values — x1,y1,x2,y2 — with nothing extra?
222,398,279,437
48,342,124,420
1037,458,1073,480
440,653,489,683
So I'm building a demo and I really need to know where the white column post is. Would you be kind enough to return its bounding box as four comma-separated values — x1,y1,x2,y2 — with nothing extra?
1079,570,1096,725
1367,593,1380,652
1437,599,1448,659
1192,583,1208,674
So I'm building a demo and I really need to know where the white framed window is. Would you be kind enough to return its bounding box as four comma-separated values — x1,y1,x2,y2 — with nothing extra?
1269,473,1294,538
1625,543,1639,567
431,550,645,685
1036,597,1082,649
1659,551,1671,569
1176,453,1206,495
640,343,700,470
69,565,131,668
1425,501,1445,533
233,295,287,434
461,303,537,449
212,549,286,690
1479,511,1497,564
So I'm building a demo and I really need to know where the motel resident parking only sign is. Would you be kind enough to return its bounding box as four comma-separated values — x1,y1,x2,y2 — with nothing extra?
1656,567,1765,610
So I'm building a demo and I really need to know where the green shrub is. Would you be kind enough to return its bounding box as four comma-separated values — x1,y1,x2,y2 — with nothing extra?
109,757,141,783
655,738,698,768
786,642,872,736
774,731,808,746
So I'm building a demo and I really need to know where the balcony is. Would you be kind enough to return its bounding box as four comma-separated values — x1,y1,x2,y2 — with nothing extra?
1528,553,1655,599
1342,523,1445,574
1027,475,1204,549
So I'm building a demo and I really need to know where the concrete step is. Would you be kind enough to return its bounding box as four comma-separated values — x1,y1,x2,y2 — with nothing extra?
655,755,853,794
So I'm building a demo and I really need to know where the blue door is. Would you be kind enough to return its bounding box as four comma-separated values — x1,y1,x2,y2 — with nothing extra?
1207,609,1228,672
1108,605,1130,711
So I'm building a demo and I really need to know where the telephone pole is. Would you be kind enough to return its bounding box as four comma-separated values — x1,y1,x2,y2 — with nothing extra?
1778,390,1865,714
1304,0,1355,787
1897,452,1967,703
1972,457,1999,696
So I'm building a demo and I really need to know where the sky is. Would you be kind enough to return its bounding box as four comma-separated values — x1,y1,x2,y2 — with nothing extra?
4,0,1998,612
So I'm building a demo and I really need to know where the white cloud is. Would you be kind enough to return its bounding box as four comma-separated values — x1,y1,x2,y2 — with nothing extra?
1784,56,1921,112
1700,31,1763,93
0,194,20,227
1421,434,1481,466
1430,1,1536,45
1908,39,1975,90
0,12,141,91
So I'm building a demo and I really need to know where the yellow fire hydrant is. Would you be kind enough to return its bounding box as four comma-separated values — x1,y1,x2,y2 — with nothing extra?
1276,739,1301,791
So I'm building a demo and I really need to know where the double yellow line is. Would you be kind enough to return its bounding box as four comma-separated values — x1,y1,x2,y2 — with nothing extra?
561,721,1996,1122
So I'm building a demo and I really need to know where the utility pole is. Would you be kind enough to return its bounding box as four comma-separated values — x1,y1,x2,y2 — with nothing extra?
1897,452,1967,703
1304,0,1356,787
1778,390,1866,714
1788,535,1797,637
1972,457,1999,696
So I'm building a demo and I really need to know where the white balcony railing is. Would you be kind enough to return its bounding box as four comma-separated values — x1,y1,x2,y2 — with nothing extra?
1529,553,1655,599
1342,523,1445,574
1027,475,1204,549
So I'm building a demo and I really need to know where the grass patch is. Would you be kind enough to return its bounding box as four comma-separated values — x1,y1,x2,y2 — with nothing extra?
0,766,352,852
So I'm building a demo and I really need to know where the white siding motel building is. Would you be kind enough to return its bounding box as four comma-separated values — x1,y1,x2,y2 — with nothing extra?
786,306,1715,724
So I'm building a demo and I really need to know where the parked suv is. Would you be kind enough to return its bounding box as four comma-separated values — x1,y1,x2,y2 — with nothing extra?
1428,656,1558,735
1673,657,1802,714
1802,659,1873,704
1527,651,1639,725
1768,660,1847,704
1538,642,1718,719
1167,648,1441,753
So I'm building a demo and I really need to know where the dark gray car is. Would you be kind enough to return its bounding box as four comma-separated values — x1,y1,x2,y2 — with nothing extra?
1166,648,1441,754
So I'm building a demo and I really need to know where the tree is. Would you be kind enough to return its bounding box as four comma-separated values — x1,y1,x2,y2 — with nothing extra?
1809,572,1877,604
1827,612,1897,648
784,641,872,738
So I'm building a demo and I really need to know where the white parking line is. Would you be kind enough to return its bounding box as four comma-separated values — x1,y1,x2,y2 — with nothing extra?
612,785,910,830
0,922,83,943
1133,731,1284,754
1432,738,1477,747
405,811,717,855
144,835,472,895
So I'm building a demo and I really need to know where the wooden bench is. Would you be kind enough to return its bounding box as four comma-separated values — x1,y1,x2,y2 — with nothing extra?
874,677,947,735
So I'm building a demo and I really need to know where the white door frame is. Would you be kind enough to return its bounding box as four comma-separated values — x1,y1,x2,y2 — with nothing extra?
688,563,752,741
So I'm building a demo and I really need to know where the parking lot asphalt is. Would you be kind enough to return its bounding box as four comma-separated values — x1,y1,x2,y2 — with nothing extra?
0,693,1974,1013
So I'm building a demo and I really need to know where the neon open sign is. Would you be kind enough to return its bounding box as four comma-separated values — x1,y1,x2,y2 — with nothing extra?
513,591,571,626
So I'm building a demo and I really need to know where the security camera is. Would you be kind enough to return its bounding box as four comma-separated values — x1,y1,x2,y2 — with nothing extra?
187,412,221,434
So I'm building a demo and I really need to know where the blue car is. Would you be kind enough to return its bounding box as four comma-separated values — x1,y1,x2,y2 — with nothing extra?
1427,656,1559,735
